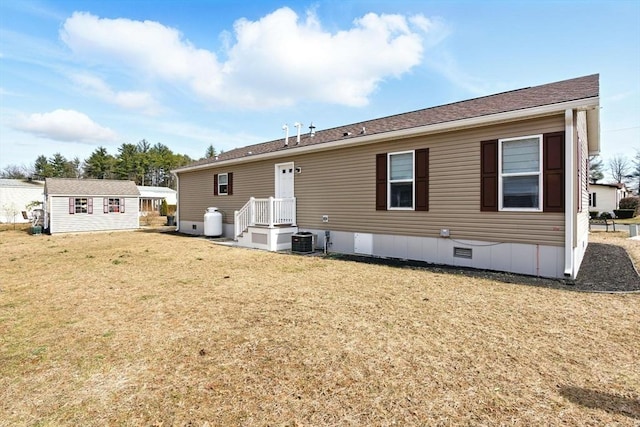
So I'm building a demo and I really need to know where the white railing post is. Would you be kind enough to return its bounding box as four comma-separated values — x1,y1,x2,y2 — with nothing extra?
291,197,297,226
249,197,256,226
268,196,275,228
234,210,239,238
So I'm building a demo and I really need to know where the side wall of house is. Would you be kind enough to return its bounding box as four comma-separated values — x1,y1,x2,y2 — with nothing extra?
179,115,566,245
49,196,139,234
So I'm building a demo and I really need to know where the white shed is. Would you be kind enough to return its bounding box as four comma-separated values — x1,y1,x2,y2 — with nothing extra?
44,178,140,234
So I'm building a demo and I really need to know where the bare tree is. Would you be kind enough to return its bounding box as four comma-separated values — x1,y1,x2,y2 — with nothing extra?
2,203,20,229
631,150,640,195
589,156,604,184
1,164,29,179
608,154,631,183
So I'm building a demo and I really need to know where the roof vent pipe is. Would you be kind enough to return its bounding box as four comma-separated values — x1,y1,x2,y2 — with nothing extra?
309,122,316,137
294,122,303,144
282,124,289,146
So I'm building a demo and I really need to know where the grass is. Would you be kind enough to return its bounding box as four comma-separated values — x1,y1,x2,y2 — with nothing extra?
0,229,638,426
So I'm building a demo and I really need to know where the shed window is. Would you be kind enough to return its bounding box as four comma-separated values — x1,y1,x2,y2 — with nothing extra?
104,198,125,213
69,197,93,214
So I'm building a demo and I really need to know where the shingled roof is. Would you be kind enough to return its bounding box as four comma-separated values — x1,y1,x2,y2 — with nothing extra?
177,74,599,171
45,178,140,196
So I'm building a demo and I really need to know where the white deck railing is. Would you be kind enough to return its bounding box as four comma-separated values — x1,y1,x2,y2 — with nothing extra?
234,197,296,238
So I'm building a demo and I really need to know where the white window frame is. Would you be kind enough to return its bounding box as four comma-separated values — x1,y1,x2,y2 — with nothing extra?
74,197,88,214
498,134,543,212
388,150,415,210
218,173,228,196
108,198,121,213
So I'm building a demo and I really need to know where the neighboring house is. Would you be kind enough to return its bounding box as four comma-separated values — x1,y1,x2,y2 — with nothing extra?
138,185,177,214
173,74,600,279
44,178,140,234
588,183,630,215
0,178,45,223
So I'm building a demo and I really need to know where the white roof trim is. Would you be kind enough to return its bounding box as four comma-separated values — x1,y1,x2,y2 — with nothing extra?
174,96,600,174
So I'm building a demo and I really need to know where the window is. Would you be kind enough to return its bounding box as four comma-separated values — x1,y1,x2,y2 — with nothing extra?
214,172,233,196
389,151,414,209
499,135,542,210
75,198,88,214
481,132,563,213
103,198,125,213
69,197,93,214
376,149,428,211
218,173,228,195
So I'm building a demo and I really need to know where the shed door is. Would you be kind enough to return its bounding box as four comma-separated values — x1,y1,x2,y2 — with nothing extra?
275,162,295,198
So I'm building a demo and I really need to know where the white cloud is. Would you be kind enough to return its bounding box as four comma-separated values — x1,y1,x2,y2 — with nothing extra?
11,109,118,142
60,8,442,109
70,74,162,115
425,50,495,96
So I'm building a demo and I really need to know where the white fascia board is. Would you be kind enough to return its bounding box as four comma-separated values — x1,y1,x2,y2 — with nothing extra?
173,97,600,174
586,107,600,155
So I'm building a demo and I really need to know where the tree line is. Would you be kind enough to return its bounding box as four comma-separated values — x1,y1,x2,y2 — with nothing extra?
590,150,640,193
1,142,220,189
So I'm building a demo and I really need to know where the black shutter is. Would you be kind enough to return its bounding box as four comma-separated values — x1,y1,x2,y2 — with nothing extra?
213,174,218,196
376,153,387,211
593,193,596,207
69,198,74,214
227,172,233,196
481,140,498,211
415,148,429,211
543,132,565,212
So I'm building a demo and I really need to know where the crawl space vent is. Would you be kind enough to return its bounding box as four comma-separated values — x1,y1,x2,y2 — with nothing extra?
453,247,472,259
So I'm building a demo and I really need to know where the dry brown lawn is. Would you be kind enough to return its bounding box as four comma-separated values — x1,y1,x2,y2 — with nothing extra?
1,228,638,426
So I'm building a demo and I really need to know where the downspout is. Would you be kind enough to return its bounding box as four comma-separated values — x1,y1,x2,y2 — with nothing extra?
173,172,180,232
564,109,575,277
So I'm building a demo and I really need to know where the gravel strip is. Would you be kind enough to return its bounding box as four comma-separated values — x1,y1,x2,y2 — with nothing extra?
328,241,640,293
575,242,640,292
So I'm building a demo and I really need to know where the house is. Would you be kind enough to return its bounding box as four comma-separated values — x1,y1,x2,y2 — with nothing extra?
138,185,177,214
588,182,630,215
0,178,45,224
172,74,600,279
44,178,140,234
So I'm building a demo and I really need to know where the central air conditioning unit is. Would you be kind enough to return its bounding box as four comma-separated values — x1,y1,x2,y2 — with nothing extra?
291,232,315,254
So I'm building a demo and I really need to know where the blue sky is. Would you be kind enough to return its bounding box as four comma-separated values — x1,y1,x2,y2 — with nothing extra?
1,0,638,180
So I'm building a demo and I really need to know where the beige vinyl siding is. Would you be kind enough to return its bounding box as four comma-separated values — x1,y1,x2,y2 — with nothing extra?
576,110,591,243
49,196,139,234
179,115,566,246
178,163,275,224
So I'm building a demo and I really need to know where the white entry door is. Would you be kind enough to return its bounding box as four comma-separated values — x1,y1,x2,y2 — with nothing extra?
275,162,295,198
